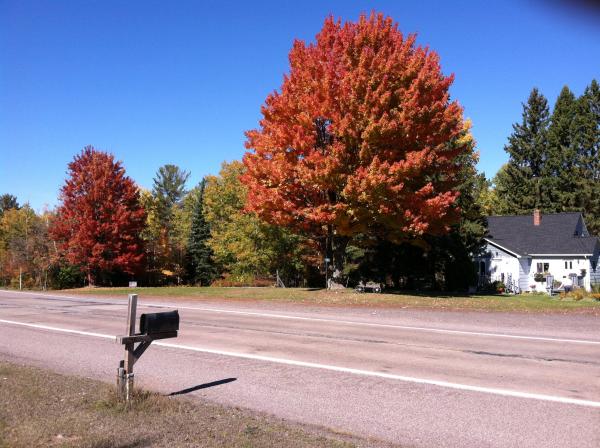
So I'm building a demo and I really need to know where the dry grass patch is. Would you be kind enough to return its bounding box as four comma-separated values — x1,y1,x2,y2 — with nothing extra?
0,362,360,448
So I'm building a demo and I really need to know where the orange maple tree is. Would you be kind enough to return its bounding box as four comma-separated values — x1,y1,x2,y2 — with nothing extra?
242,13,471,274
50,146,146,285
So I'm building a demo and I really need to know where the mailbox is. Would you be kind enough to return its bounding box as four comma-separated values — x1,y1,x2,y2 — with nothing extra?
139,310,179,335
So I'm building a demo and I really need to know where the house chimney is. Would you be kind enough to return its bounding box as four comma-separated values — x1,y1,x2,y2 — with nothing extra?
533,209,541,226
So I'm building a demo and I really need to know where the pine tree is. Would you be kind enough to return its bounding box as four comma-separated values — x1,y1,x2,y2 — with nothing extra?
544,86,579,212
187,179,216,285
496,88,550,213
0,194,19,217
151,164,190,282
575,80,600,235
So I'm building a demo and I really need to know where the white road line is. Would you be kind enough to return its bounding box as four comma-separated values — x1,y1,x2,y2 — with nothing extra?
154,305,600,346
1,317,599,409
0,319,113,340
2,289,599,346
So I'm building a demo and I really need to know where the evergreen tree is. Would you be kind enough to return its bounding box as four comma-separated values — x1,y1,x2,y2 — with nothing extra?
187,179,216,285
575,80,600,235
151,164,191,282
152,165,190,224
0,194,19,217
544,86,579,212
496,88,550,213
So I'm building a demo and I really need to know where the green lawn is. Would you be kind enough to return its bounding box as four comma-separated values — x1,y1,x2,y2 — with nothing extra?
58,286,600,313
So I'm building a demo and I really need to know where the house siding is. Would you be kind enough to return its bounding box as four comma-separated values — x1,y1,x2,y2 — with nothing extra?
518,259,531,291
479,243,521,290
529,256,590,291
590,245,600,288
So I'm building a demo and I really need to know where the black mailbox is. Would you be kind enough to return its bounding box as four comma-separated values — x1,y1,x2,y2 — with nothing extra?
139,310,179,335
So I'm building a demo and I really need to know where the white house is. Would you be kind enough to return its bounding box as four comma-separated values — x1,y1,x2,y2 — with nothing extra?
477,211,600,293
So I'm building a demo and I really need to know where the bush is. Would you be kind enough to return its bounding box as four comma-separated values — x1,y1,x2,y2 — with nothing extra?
491,280,506,293
49,264,84,289
560,288,589,301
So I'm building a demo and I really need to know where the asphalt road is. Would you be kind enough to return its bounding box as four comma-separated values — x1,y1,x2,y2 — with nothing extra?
0,289,599,448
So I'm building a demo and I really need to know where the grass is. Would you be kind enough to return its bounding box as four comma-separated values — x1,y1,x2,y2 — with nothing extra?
57,286,600,314
0,361,362,448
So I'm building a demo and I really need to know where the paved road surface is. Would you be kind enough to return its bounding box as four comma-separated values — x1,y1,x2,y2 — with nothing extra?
0,289,599,447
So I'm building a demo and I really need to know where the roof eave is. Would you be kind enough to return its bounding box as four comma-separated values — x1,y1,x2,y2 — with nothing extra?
528,254,593,257
484,238,523,258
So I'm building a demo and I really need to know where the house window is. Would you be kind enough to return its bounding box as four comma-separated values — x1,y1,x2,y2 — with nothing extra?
570,261,572,269
565,261,572,269
537,263,543,273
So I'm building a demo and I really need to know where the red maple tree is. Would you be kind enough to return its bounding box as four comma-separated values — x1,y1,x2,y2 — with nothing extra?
242,13,471,274
50,146,146,285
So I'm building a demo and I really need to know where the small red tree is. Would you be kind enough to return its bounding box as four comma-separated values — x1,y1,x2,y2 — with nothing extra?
50,146,146,285
242,13,470,279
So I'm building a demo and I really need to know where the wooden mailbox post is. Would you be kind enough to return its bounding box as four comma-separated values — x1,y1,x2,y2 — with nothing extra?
116,294,179,401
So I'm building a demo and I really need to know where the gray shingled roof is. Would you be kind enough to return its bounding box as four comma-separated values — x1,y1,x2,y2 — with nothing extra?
486,212,599,256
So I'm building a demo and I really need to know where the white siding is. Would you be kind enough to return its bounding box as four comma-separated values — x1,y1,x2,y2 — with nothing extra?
530,256,591,291
590,246,600,288
518,259,531,291
483,243,521,289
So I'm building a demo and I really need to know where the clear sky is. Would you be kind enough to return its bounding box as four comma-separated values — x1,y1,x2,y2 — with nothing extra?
1,0,599,211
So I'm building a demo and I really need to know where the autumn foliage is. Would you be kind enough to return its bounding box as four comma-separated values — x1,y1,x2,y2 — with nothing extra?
50,147,146,285
243,13,469,248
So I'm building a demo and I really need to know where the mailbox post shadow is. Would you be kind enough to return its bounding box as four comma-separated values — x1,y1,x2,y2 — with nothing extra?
168,378,237,396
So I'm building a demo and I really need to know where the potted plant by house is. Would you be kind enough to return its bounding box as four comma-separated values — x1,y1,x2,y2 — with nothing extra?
496,281,506,294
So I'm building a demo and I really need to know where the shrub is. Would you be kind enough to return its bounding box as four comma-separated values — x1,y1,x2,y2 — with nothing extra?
491,281,506,293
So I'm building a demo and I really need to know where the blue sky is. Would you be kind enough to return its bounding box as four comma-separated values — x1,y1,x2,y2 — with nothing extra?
1,0,599,211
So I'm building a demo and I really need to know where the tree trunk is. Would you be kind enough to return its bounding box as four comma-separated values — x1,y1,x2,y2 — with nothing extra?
326,226,349,289
87,269,94,287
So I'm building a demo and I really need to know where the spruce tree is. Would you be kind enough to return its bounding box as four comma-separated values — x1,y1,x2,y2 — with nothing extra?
496,88,550,213
575,80,600,235
187,179,216,285
544,86,578,212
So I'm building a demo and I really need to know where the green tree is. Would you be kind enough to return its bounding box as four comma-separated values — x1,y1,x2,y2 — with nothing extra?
187,179,216,285
205,161,307,284
496,88,550,213
575,80,600,235
152,165,190,223
151,165,191,283
544,86,579,211
0,194,19,217
489,164,513,215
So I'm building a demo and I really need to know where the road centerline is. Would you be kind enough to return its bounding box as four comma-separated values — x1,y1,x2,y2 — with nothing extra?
1,317,599,409
2,290,599,346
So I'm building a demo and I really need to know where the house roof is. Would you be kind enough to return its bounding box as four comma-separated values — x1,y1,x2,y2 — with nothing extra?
485,212,599,257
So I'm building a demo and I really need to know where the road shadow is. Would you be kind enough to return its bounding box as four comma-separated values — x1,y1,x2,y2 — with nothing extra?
168,378,237,396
